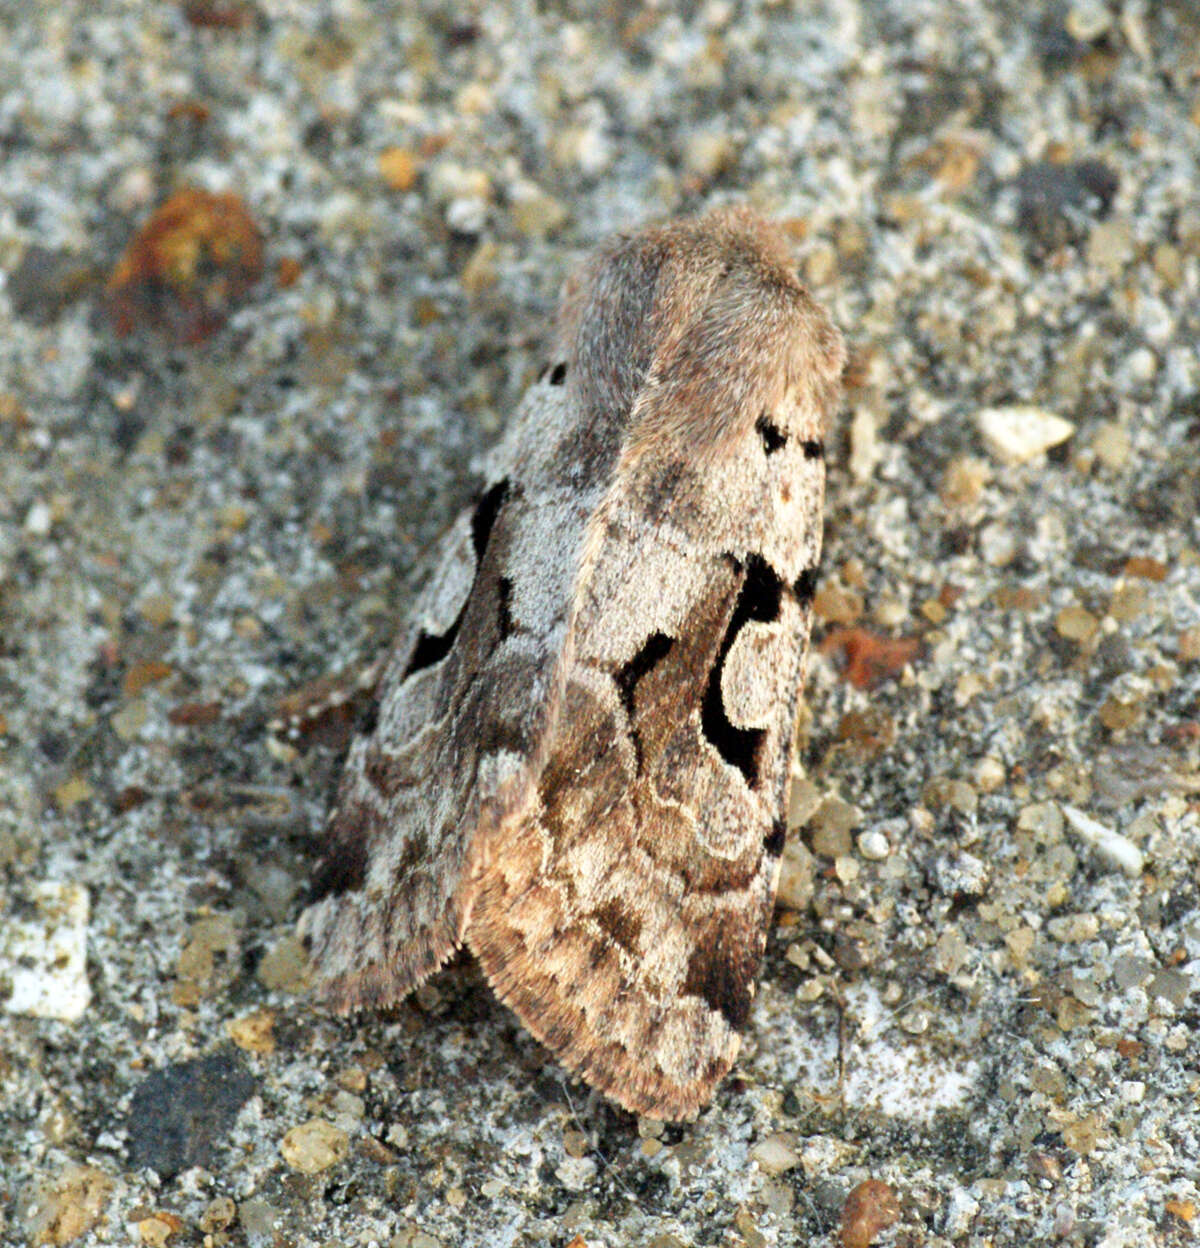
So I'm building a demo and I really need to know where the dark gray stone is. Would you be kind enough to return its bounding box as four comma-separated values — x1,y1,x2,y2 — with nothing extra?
126,1052,257,1178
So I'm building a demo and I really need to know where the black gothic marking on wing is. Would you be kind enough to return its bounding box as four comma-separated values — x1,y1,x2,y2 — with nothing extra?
548,361,568,385
470,479,510,559
763,818,787,858
793,565,818,605
755,413,787,455
403,480,510,679
404,620,458,677
497,575,515,640
614,631,674,771
700,554,783,787
801,439,824,460
307,812,370,906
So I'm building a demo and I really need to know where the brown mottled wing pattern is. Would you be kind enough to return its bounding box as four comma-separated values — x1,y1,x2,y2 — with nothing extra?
466,210,844,1119
300,206,843,1120
297,375,624,1010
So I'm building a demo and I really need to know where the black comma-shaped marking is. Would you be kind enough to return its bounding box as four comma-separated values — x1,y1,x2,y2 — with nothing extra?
614,631,675,771
757,415,825,463
701,555,783,787
403,479,510,677
755,414,787,454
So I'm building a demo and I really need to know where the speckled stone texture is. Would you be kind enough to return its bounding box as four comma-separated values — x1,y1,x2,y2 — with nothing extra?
1,2,1197,1246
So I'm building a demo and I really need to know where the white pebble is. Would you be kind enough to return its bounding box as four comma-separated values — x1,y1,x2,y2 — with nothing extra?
979,522,1017,567
942,1188,981,1237
554,1156,597,1191
751,1135,800,1175
1120,346,1157,385
857,829,890,860
976,405,1075,464
24,500,53,535
1066,0,1112,40
1061,804,1144,877
900,1009,929,1035
973,756,1006,793
446,196,488,235
1,882,91,1021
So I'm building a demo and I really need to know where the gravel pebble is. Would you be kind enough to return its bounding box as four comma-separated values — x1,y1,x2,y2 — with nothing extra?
857,829,890,860
17,1165,114,1248
1062,804,1145,877
1,881,91,1022
126,1054,257,1178
280,1119,351,1174
751,1135,801,1176
976,405,1076,464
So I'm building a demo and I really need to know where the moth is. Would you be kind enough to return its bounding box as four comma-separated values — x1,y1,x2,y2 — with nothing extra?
298,206,845,1120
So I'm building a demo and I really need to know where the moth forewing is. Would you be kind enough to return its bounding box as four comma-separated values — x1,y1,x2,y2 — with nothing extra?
300,206,844,1120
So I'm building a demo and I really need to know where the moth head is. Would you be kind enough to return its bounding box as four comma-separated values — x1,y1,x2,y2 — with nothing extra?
556,206,845,471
